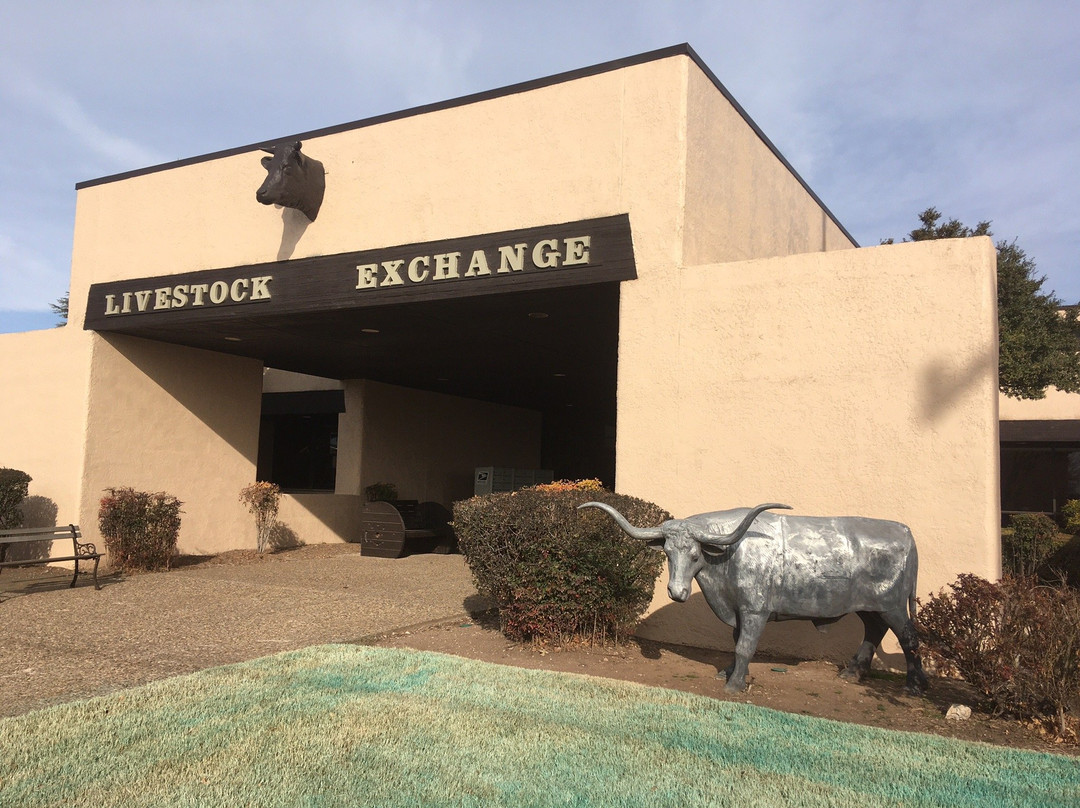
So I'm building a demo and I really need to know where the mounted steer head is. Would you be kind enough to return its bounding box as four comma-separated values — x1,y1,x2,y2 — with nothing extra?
578,500,929,697
256,141,325,222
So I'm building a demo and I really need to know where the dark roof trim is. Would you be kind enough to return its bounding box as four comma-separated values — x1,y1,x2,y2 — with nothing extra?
74,43,856,246
1000,419,1080,444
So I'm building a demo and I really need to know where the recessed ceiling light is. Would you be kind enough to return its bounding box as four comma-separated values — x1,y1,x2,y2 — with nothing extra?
553,373,567,377
224,336,242,342
527,312,548,319
361,328,380,334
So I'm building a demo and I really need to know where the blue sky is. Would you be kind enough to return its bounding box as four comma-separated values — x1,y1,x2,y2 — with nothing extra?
2,0,1077,332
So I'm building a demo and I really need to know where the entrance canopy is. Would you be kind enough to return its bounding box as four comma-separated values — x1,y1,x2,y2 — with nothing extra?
83,215,633,416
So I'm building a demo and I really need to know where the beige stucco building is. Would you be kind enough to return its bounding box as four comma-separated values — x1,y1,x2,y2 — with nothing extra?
0,45,1000,662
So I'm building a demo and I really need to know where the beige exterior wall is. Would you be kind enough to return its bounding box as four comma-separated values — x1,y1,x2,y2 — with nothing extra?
276,493,364,546
999,386,1080,420
352,380,542,507
0,326,92,526
262,369,343,394
79,334,264,555
69,57,685,325
70,54,849,322
681,66,855,266
622,237,1000,662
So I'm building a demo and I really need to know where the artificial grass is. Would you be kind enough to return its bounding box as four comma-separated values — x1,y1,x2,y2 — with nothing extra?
1,645,1076,807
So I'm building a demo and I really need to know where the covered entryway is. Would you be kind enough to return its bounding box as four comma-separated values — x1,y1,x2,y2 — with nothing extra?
84,219,632,507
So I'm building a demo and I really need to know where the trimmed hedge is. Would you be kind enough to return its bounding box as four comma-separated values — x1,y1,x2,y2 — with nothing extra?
454,480,668,644
1004,513,1057,576
0,468,32,530
918,573,1080,739
98,487,182,572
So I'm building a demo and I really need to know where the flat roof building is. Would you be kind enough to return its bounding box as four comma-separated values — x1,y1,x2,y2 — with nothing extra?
0,45,1000,662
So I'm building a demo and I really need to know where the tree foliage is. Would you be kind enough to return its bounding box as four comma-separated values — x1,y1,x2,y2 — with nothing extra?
51,291,68,326
887,208,1080,399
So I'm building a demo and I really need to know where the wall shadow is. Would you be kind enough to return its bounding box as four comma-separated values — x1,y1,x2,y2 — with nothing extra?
268,521,303,551
920,346,997,423
277,207,312,260
639,593,907,674
99,333,261,460
2,496,60,562
20,495,58,528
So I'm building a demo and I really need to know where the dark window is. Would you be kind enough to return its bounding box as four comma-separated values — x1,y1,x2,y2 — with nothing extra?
257,413,338,492
1000,445,1080,515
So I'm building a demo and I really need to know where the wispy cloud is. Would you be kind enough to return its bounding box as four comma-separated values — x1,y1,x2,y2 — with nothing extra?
0,60,165,170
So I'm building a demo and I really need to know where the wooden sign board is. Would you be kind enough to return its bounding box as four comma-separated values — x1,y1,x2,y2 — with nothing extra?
84,215,635,331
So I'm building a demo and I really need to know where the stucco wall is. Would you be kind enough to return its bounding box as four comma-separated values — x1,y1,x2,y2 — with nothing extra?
681,65,856,266
69,54,853,327
276,493,363,546
79,334,264,555
0,326,92,526
68,56,691,329
353,379,542,507
621,238,1000,662
262,369,343,394
999,386,1080,420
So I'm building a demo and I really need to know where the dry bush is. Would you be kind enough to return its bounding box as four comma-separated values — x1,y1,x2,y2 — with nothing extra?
454,480,668,645
918,573,1080,739
98,487,182,572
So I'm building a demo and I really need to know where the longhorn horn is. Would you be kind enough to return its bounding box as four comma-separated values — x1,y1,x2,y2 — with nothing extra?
698,503,792,548
577,501,664,541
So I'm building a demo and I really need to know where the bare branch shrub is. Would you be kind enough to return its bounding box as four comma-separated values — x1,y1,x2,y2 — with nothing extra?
919,573,1080,739
239,481,281,554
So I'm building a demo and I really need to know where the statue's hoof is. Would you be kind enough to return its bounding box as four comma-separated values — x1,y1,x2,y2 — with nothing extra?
838,666,865,682
905,680,929,697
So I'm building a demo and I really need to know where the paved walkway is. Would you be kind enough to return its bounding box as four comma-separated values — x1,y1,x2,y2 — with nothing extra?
0,545,481,717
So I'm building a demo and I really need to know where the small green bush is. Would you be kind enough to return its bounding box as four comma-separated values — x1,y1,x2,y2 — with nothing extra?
98,487,182,572
918,573,1080,738
454,479,668,645
0,468,32,530
1004,513,1057,576
365,482,398,502
1061,499,1080,534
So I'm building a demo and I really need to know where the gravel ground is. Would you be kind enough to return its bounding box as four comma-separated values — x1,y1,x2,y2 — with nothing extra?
0,544,482,717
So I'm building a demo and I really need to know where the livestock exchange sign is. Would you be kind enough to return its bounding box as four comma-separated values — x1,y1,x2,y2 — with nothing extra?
83,214,635,331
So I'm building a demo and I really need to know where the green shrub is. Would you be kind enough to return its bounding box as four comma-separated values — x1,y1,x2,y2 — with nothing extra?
454,479,668,645
365,482,398,502
918,573,1080,738
0,468,32,530
98,487,183,572
1061,499,1080,534
1004,513,1057,576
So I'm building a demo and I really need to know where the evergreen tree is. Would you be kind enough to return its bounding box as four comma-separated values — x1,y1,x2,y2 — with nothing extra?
51,292,68,326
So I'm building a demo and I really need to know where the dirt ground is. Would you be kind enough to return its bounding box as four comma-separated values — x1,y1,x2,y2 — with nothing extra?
2,543,1075,756
371,608,1078,756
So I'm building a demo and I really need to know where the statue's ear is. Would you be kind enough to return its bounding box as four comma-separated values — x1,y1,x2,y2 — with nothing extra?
260,155,272,168
646,536,666,550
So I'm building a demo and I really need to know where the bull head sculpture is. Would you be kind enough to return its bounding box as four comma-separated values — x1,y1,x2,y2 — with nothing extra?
578,501,928,695
256,141,325,221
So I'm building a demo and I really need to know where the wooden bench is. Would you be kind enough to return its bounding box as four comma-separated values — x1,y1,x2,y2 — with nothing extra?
0,524,102,590
359,500,454,558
